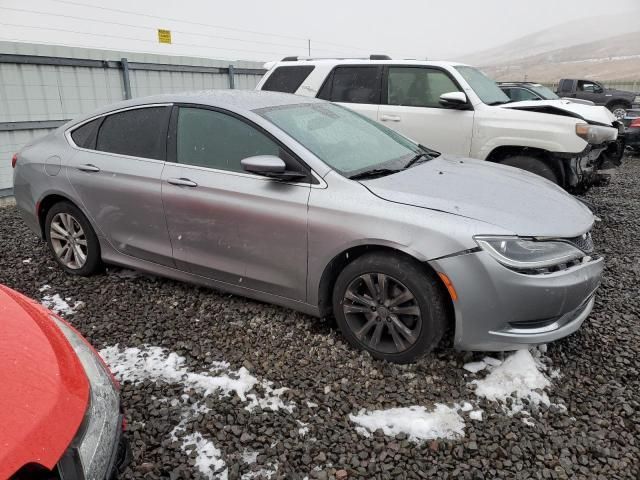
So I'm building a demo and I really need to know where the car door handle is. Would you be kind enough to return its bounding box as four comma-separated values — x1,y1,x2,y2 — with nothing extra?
167,177,198,187
77,164,100,172
380,114,401,122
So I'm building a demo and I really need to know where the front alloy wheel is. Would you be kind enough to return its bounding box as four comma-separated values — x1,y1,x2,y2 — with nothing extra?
343,273,422,354
332,252,449,363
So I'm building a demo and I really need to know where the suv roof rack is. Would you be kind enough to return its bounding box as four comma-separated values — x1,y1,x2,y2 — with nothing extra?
281,54,391,62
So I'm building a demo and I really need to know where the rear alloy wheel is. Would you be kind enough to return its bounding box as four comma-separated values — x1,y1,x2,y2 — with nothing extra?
332,253,448,363
609,103,627,120
500,155,559,185
45,202,102,276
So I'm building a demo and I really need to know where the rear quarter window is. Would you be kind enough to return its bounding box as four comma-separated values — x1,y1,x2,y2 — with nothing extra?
70,118,101,149
261,66,315,93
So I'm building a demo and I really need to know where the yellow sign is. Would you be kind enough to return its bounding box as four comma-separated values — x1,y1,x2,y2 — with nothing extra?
158,29,172,44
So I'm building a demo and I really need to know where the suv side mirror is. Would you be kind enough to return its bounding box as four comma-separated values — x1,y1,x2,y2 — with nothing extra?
241,155,306,180
439,92,468,108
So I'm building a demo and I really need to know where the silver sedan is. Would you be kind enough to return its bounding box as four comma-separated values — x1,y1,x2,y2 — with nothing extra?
13,91,603,363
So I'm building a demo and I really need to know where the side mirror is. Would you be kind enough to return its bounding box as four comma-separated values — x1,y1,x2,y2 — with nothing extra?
439,92,468,108
241,155,306,180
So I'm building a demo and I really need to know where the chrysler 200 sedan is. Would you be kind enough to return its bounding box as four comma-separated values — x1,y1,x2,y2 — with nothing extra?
0,284,129,479
13,91,603,363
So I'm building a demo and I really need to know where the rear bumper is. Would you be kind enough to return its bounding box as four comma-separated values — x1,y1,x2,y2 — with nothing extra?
430,250,603,351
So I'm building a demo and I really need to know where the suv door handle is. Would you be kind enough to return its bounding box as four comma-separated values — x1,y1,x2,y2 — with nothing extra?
380,114,401,122
77,164,100,172
167,177,198,187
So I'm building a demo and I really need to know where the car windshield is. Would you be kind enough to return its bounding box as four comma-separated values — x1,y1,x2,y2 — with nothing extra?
257,102,423,176
530,84,559,100
455,66,511,105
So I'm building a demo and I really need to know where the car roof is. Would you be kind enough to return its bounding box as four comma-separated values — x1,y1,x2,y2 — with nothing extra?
270,59,469,68
67,90,322,127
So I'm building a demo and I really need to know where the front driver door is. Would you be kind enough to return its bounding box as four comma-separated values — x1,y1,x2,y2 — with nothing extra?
161,105,311,301
377,66,474,156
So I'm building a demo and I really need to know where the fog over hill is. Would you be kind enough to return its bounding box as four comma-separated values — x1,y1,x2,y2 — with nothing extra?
459,13,640,82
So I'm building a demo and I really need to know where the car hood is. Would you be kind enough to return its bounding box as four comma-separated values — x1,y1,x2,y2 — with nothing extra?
361,156,594,238
0,285,88,477
501,99,616,126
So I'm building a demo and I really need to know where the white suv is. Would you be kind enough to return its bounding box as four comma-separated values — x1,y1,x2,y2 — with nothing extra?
256,56,622,190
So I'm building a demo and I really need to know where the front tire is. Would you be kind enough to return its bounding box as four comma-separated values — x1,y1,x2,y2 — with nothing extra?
45,201,102,276
500,155,560,185
332,252,448,363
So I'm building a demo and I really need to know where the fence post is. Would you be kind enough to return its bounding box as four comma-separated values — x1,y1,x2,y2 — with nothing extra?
228,64,235,89
121,57,132,100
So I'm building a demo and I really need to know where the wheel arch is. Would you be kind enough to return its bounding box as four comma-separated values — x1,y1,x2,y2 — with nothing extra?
605,98,632,110
36,193,79,239
317,245,454,328
485,145,567,186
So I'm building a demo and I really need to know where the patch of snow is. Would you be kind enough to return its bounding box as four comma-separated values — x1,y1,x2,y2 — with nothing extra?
22,258,31,264
99,345,294,412
241,462,278,479
471,349,551,415
242,450,258,465
297,420,309,437
39,284,51,292
460,402,473,412
522,417,535,427
483,356,503,367
350,404,465,442
180,432,227,480
463,361,487,373
306,401,318,408
41,293,83,316
469,410,483,421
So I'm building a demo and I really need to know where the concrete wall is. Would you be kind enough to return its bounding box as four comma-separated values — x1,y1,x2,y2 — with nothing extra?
0,41,266,191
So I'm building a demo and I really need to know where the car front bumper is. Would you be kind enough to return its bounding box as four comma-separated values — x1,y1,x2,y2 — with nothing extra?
430,250,603,351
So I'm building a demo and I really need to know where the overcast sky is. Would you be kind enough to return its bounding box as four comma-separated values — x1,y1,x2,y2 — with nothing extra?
1,0,639,62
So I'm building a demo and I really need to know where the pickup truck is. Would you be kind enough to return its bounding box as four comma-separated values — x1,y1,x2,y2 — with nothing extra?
556,79,640,120
257,57,623,191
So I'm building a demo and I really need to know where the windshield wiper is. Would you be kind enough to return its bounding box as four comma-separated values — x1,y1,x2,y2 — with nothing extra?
349,168,401,180
404,152,431,169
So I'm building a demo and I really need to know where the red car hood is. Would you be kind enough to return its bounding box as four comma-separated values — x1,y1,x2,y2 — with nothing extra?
0,285,89,477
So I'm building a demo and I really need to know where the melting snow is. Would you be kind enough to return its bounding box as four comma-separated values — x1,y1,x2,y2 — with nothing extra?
471,349,551,414
180,432,228,480
469,410,483,421
41,293,84,315
241,462,278,479
350,404,466,442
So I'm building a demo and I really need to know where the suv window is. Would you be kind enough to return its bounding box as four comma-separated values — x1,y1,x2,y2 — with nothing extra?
318,66,381,104
559,79,573,92
262,66,315,93
96,107,170,160
387,67,461,108
176,107,282,173
71,118,101,149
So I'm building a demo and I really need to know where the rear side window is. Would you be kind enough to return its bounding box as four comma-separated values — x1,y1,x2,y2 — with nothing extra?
387,67,461,108
96,107,171,160
262,66,315,93
505,87,539,102
318,66,381,104
559,79,573,92
176,107,281,172
71,118,101,149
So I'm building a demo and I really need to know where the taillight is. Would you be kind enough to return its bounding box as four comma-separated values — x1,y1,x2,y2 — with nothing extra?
11,153,17,168
631,118,640,128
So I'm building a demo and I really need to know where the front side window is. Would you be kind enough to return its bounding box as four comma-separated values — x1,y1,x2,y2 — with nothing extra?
578,80,601,93
258,102,421,176
262,66,315,93
318,66,381,105
455,66,510,105
387,67,461,108
96,107,170,160
176,107,281,172
506,87,539,102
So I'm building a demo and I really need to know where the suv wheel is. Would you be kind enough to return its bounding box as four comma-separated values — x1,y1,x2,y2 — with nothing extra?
332,252,448,363
500,155,559,185
45,202,102,276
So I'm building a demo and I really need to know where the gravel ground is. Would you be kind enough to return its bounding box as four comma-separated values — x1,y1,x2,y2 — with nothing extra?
1,155,639,480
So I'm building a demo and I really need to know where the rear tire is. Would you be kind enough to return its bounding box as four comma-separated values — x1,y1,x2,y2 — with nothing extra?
608,103,628,120
499,155,560,185
45,201,102,276
332,252,448,363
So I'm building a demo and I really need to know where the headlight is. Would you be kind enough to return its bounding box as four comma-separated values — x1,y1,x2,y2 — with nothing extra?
575,123,617,144
53,316,121,479
475,236,585,270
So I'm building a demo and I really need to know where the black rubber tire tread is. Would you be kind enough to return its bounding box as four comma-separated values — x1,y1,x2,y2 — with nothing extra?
45,201,102,276
332,252,449,364
500,154,560,184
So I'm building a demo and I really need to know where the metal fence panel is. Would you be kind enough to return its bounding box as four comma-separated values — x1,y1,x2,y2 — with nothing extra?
0,41,265,191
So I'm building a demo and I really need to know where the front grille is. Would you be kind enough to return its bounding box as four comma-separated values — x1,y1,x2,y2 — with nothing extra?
566,231,594,254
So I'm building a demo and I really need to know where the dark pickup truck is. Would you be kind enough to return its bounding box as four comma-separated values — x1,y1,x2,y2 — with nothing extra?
557,79,640,120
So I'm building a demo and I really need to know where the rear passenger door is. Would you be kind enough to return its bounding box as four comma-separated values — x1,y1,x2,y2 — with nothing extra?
377,66,474,155
316,65,382,121
65,105,175,267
